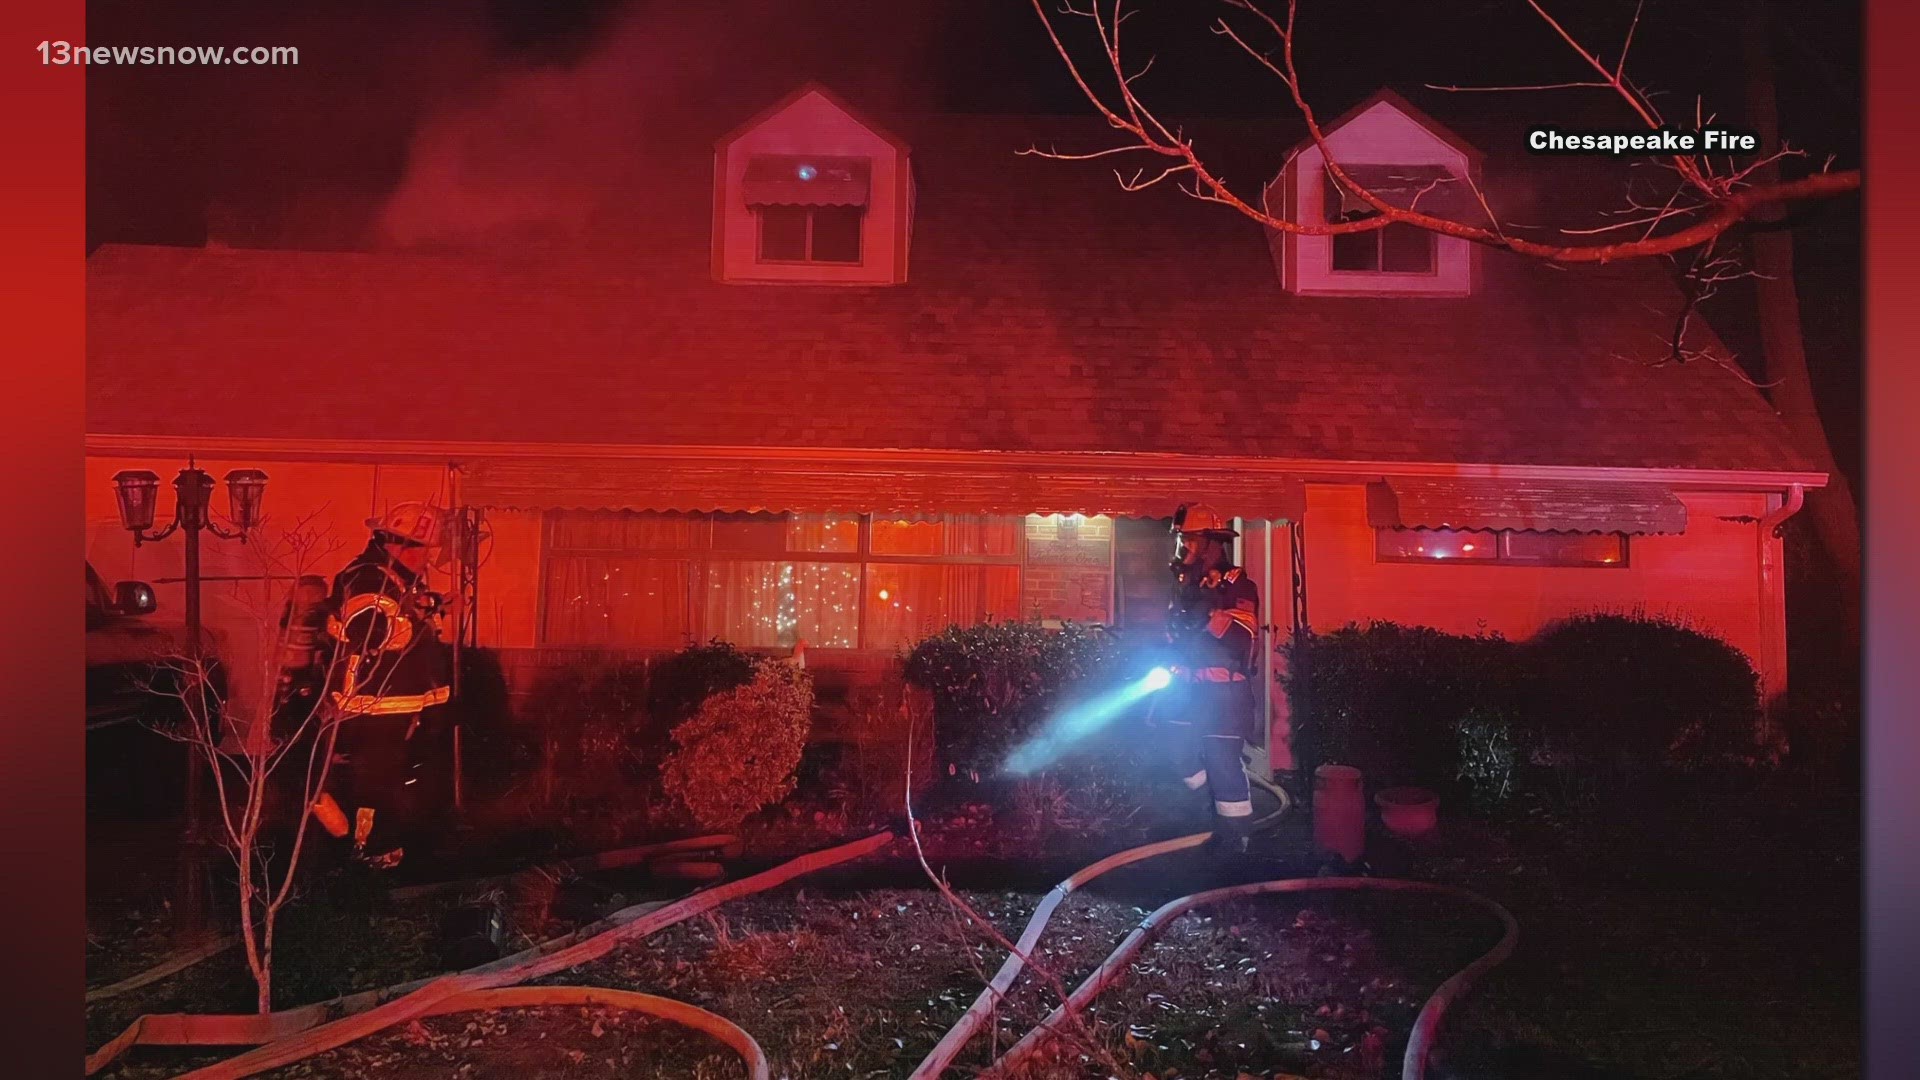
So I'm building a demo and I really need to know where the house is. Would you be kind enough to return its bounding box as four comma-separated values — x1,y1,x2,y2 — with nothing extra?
84,86,1825,771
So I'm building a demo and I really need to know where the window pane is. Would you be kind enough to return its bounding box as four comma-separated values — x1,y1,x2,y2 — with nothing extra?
710,513,789,556
1114,516,1175,631
809,206,864,263
871,516,945,555
1374,528,1498,561
1380,223,1435,273
787,514,858,552
704,561,861,648
871,514,1018,556
542,556,691,645
1503,531,1626,566
863,563,1020,648
758,206,808,261
1331,230,1379,271
549,511,698,552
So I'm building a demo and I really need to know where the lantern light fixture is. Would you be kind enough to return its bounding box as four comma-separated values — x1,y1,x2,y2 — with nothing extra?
112,460,268,546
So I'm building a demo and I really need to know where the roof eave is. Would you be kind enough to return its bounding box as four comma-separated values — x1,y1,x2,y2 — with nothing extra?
83,433,1828,493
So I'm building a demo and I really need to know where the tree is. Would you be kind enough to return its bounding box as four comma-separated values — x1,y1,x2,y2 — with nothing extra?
1741,0,1861,655
1030,0,1863,689
1027,0,1858,267
149,515,344,1013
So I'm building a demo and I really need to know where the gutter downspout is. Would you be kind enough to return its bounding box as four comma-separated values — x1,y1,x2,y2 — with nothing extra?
1757,483,1807,702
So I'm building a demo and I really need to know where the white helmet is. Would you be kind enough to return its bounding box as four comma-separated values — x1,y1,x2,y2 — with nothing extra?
366,501,446,548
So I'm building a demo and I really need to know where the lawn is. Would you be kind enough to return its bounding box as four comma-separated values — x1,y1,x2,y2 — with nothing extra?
86,765,1859,1079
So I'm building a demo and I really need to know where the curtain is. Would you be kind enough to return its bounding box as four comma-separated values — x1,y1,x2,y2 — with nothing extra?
542,556,692,645
871,514,1018,556
787,514,859,552
704,561,862,648
863,564,1020,648
542,512,1022,649
549,511,699,551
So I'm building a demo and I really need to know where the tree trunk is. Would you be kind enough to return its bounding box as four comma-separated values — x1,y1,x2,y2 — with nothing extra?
1744,2,1862,657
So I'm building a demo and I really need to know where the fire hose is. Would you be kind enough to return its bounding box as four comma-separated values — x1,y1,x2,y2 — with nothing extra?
909,773,1518,1080
90,795,1517,1080
85,831,894,1078
84,834,742,1007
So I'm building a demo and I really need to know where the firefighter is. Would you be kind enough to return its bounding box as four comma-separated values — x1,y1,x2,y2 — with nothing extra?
309,502,454,871
270,575,333,743
1165,504,1262,857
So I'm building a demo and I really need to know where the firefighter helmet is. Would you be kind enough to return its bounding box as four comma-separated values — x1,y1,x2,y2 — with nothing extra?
1174,503,1238,537
366,501,446,548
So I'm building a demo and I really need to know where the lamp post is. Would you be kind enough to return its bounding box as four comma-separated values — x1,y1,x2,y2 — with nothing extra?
111,460,268,936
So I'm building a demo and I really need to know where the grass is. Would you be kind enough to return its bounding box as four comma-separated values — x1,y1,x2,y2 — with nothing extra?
86,764,1860,1079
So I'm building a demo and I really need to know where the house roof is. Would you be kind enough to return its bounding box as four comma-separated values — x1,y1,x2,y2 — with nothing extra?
86,107,1816,478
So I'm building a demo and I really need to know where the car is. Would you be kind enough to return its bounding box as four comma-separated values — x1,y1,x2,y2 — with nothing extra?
86,561,225,814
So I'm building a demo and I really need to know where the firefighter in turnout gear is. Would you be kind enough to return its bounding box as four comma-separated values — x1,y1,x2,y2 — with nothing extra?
309,502,454,871
1165,504,1262,857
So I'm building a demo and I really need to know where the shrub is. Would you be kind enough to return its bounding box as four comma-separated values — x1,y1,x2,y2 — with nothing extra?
1453,708,1519,806
1280,622,1516,787
1280,613,1769,789
660,660,815,831
648,640,759,729
1770,682,1859,776
1525,612,1763,763
902,620,1128,771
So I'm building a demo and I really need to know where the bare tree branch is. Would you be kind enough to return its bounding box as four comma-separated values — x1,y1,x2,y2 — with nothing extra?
1026,0,1860,265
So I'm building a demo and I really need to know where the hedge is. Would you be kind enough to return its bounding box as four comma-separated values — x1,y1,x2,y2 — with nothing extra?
1281,613,1767,791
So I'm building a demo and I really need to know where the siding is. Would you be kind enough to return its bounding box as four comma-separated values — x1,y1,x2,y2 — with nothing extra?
1301,482,1772,676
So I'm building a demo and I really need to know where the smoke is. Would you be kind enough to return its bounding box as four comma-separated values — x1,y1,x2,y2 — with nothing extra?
375,0,945,250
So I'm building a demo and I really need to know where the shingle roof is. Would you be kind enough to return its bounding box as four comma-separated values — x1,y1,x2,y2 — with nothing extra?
86,109,1815,475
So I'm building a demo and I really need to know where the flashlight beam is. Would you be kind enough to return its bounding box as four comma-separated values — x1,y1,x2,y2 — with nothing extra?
1003,669,1174,776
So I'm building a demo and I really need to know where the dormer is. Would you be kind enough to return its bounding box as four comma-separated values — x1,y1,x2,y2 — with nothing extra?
1264,90,1482,297
713,84,912,286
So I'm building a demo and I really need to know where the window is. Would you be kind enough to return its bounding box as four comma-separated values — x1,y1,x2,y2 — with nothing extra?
1325,167,1439,274
1330,220,1435,273
1375,528,1627,567
541,511,1024,648
756,205,864,264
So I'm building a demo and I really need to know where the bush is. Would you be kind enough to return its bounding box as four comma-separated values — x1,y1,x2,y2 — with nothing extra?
660,660,815,831
648,640,759,729
1281,623,1516,787
903,620,1128,771
1281,614,1769,790
1453,708,1519,806
1526,613,1763,763
1770,682,1859,776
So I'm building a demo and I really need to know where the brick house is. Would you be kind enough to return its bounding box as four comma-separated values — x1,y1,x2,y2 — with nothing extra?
84,86,1824,770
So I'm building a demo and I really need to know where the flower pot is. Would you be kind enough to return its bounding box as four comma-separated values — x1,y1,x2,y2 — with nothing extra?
1374,786,1439,839
1312,764,1366,862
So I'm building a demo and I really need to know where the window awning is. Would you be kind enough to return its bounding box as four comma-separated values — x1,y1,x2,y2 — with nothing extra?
1366,479,1688,535
460,456,1306,523
1325,163,1478,221
743,155,871,207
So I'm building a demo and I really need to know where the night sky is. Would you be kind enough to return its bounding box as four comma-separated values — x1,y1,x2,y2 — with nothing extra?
83,0,1860,477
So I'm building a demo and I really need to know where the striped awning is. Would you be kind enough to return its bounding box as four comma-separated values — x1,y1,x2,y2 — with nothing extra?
460,456,1306,522
1366,478,1687,535
742,155,871,206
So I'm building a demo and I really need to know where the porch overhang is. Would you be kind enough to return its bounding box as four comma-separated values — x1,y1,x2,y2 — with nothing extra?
1366,478,1688,535
460,454,1307,522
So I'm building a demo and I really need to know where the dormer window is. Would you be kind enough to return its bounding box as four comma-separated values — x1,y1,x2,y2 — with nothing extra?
1325,166,1451,274
1264,90,1479,297
746,156,869,265
714,86,911,286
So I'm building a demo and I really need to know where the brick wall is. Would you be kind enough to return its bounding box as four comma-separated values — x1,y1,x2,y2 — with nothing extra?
1021,514,1113,624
